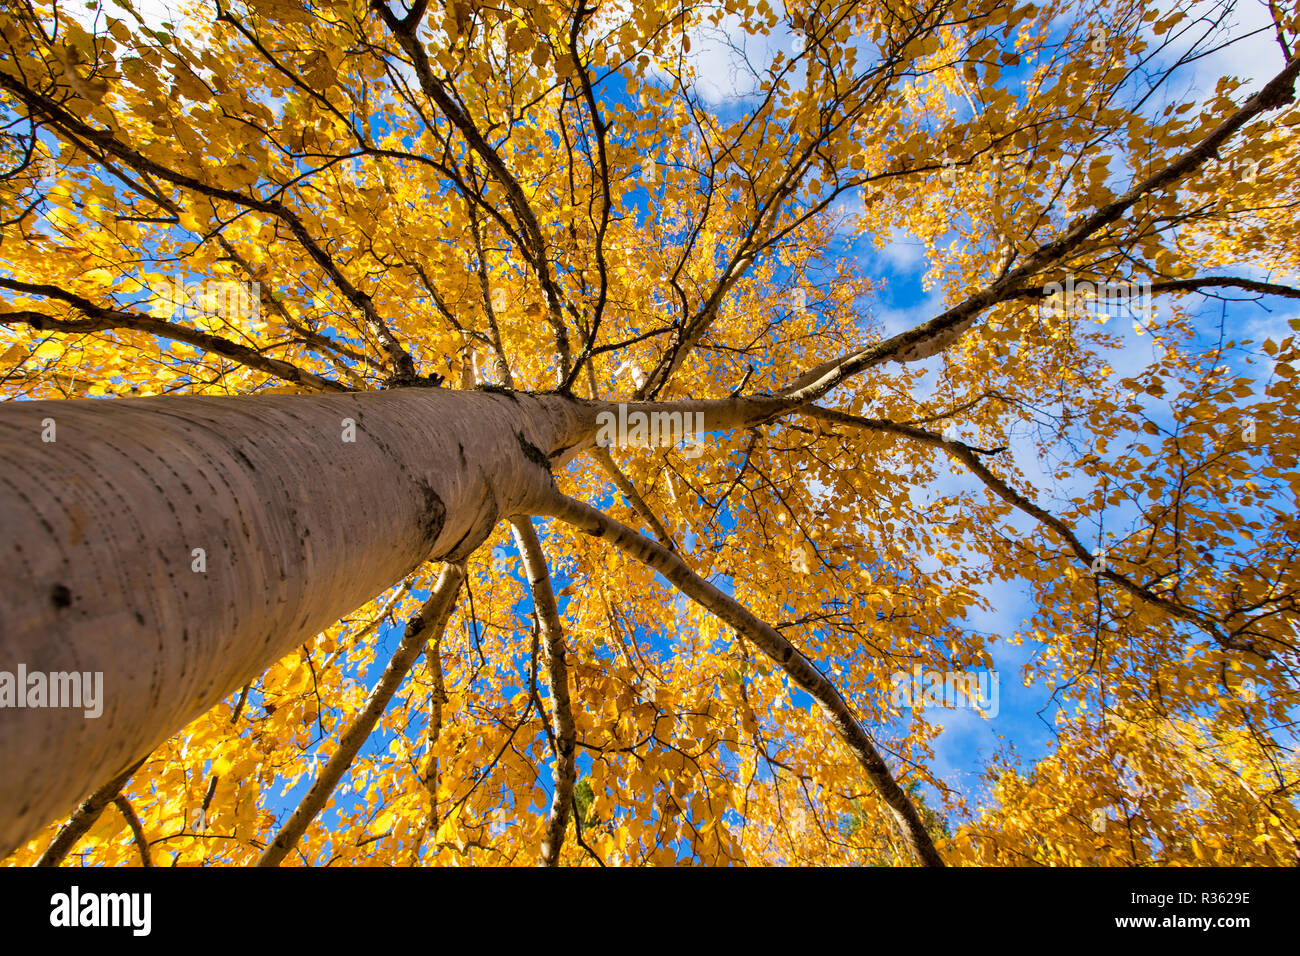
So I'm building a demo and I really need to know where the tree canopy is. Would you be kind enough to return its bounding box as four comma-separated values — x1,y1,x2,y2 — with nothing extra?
2,0,1299,866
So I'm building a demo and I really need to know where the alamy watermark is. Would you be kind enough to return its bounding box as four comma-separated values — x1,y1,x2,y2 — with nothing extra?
150,274,261,322
0,664,103,717
891,665,999,718
50,886,150,936
594,403,706,459
1041,275,1153,329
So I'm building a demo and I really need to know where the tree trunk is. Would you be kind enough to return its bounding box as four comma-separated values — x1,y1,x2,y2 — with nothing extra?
0,387,580,856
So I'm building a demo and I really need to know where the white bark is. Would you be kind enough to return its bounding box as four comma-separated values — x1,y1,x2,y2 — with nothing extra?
0,387,582,856
509,519,576,866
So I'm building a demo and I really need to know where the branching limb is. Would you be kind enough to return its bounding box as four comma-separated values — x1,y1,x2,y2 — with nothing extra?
779,53,1300,403
35,756,147,866
197,679,252,839
0,278,346,393
1006,275,1300,303
0,68,419,380
257,562,466,866
409,612,449,864
81,144,372,385
801,405,1267,656
112,795,152,867
375,3,572,381
509,518,577,866
535,492,945,866
558,3,613,392
589,445,677,551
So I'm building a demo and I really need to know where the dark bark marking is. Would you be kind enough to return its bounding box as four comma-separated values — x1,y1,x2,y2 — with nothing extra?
415,480,447,546
476,383,520,401
516,432,551,474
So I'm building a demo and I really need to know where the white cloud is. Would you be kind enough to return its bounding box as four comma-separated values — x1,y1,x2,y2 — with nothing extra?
65,0,205,37
647,8,795,104
874,229,927,274
1138,0,1288,105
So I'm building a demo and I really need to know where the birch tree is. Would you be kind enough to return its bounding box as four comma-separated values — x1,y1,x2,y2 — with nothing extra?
1,0,1298,866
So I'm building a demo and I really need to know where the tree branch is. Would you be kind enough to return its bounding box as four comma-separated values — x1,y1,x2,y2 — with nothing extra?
112,794,153,867
0,277,347,393
34,756,147,866
1005,275,1300,303
256,561,465,866
800,405,1268,656
375,3,572,381
509,518,578,866
589,445,677,550
779,53,1300,402
0,67,418,380
535,491,945,866
409,605,448,864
